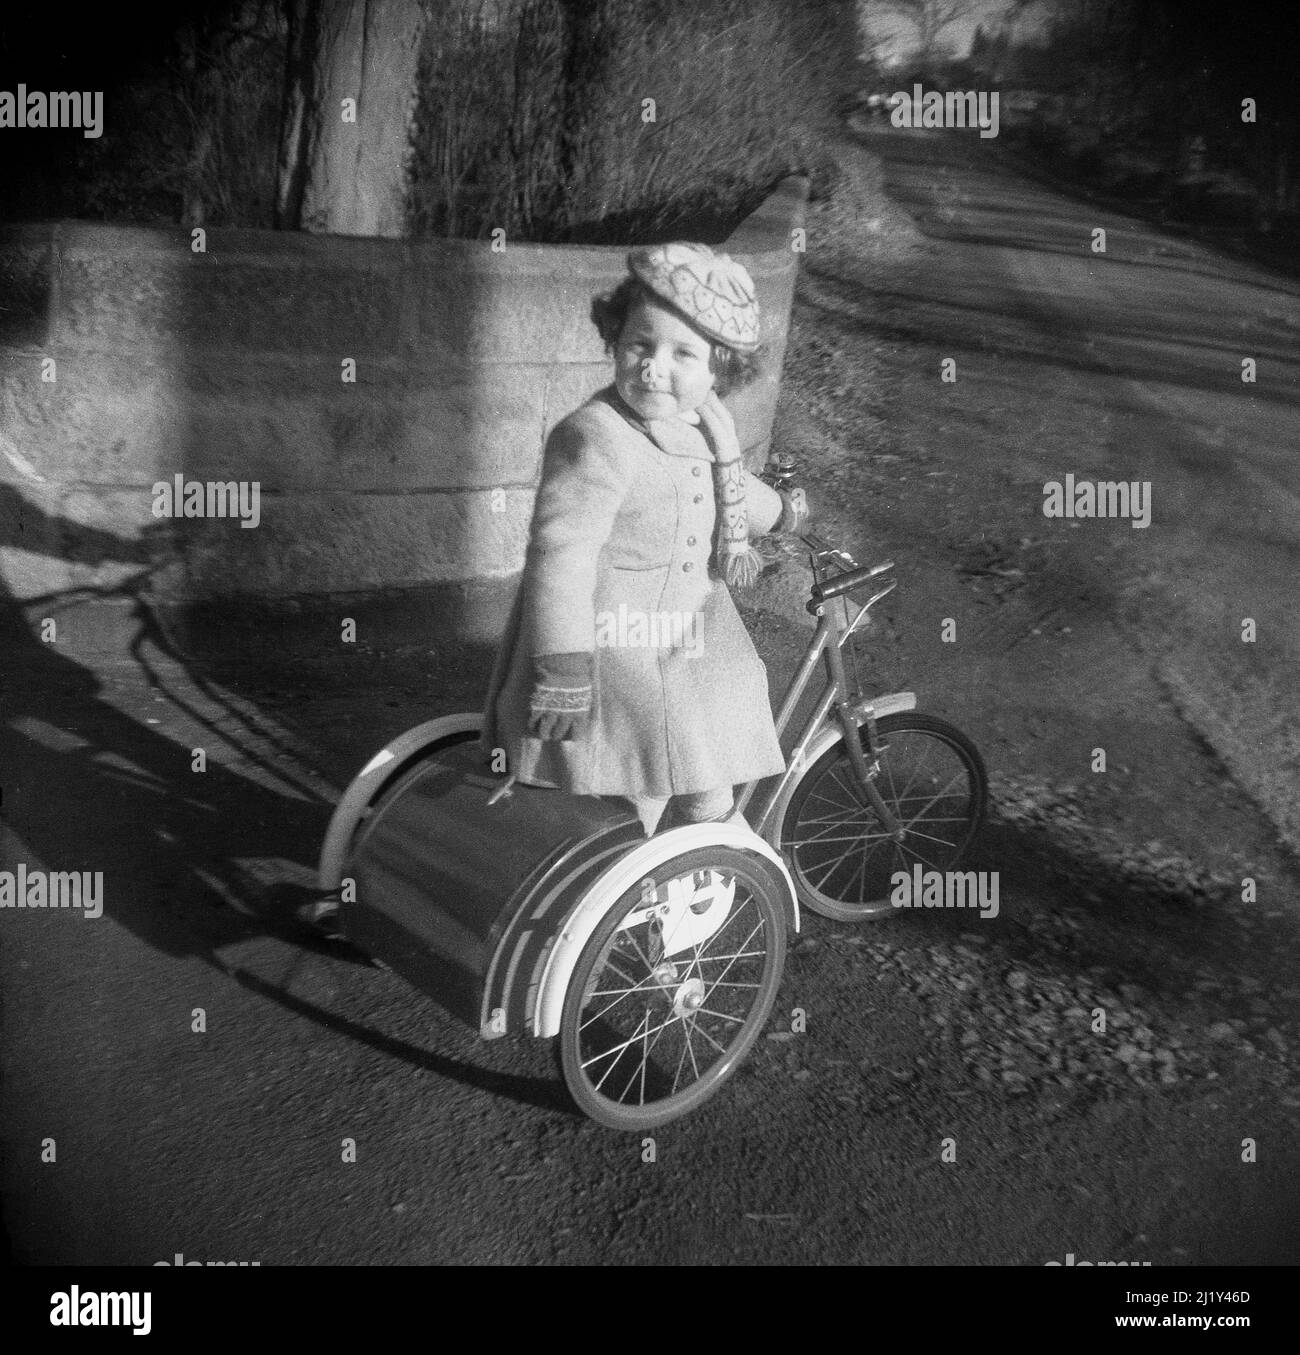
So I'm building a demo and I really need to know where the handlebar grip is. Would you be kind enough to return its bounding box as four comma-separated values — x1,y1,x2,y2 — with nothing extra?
811,560,894,603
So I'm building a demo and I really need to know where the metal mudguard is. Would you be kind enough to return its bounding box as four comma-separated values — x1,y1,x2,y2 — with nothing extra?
758,690,917,848
317,712,486,892
528,822,799,1040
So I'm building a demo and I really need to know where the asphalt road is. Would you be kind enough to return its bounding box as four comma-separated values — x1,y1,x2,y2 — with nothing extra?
2,126,1298,1266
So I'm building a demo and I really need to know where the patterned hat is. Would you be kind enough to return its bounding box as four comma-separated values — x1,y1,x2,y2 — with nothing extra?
627,242,761,353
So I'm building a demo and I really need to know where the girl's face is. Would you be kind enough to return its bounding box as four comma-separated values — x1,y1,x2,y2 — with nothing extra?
613,296,716,421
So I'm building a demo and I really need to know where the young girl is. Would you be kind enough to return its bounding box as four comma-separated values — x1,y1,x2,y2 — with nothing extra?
481,242,808,835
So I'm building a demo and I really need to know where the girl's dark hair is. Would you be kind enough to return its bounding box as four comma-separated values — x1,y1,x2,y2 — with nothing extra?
591,277,763,398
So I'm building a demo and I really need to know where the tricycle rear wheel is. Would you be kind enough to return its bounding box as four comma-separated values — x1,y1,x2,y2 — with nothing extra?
558,846,787,1131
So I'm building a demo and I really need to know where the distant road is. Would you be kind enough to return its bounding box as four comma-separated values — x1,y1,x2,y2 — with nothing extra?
862,124,1300,851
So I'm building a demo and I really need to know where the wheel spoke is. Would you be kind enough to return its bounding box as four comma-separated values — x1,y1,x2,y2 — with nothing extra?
699,911,767,1010
797,802,864,828
565,855,784,1127
690,947,768,964
581,1008,688,1069
848,840,871,904
581,971,664,1026
827,763,865,808
792,812,877,842
620,924,661,979
900,825,963,849
671,1023,692,1095
698,912,763,986
592,1005,650,1095
686,1015,731,1056
888,740,931,811
639,1013,649,1105
603,956,641,988
894,772,968,831
684,1019,702,1084
896,834,946,875
807,837,865,888
612,1006,655,1103
794,829,893,846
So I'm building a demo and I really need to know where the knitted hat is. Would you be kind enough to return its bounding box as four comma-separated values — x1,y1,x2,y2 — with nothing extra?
627,242,761,352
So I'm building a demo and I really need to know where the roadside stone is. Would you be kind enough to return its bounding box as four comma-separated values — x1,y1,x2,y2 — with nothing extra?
1206,1021,1236,1043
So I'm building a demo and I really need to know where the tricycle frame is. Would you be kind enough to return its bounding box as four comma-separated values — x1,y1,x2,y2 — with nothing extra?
738,541,914,844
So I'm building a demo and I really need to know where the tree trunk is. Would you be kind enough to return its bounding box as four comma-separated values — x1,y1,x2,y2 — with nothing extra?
275,0,426,236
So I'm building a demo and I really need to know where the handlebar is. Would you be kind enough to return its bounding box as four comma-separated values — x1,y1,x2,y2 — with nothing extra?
810,558,895,603
757,461,895,607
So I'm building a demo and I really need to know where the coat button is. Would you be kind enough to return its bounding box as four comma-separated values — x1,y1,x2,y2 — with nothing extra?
686,535,697,546
693,493,703,503
691,466,702,477
682,561,694,572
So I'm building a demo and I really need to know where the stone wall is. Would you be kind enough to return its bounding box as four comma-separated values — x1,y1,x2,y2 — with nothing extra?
0,176,807,653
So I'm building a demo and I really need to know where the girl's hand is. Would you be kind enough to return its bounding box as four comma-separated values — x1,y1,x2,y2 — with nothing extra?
528,652,593,741
695,391,742,464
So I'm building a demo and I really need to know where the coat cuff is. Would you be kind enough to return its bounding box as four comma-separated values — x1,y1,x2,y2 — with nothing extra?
530,652,594,713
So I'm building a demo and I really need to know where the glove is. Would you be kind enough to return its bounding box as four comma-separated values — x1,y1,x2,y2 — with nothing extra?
528,651,593,741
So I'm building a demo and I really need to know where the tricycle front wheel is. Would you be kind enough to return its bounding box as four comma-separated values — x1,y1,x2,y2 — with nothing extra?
779,712,988,922
558,846,788,1131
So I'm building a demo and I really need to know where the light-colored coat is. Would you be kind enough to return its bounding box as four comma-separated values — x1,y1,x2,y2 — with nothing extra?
482,387,787,799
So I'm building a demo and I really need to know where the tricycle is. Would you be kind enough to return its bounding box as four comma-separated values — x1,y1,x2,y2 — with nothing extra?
317,513,987,1131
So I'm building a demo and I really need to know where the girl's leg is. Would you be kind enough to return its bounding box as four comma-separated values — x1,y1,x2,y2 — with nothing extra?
625,794,670,836
673,786,736,824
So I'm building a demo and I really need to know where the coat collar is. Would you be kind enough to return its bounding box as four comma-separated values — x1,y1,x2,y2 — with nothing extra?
594,386,713,462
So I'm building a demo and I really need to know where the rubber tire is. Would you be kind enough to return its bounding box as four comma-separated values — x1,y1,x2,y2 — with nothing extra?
558,846,788,1131
778,712,987,923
